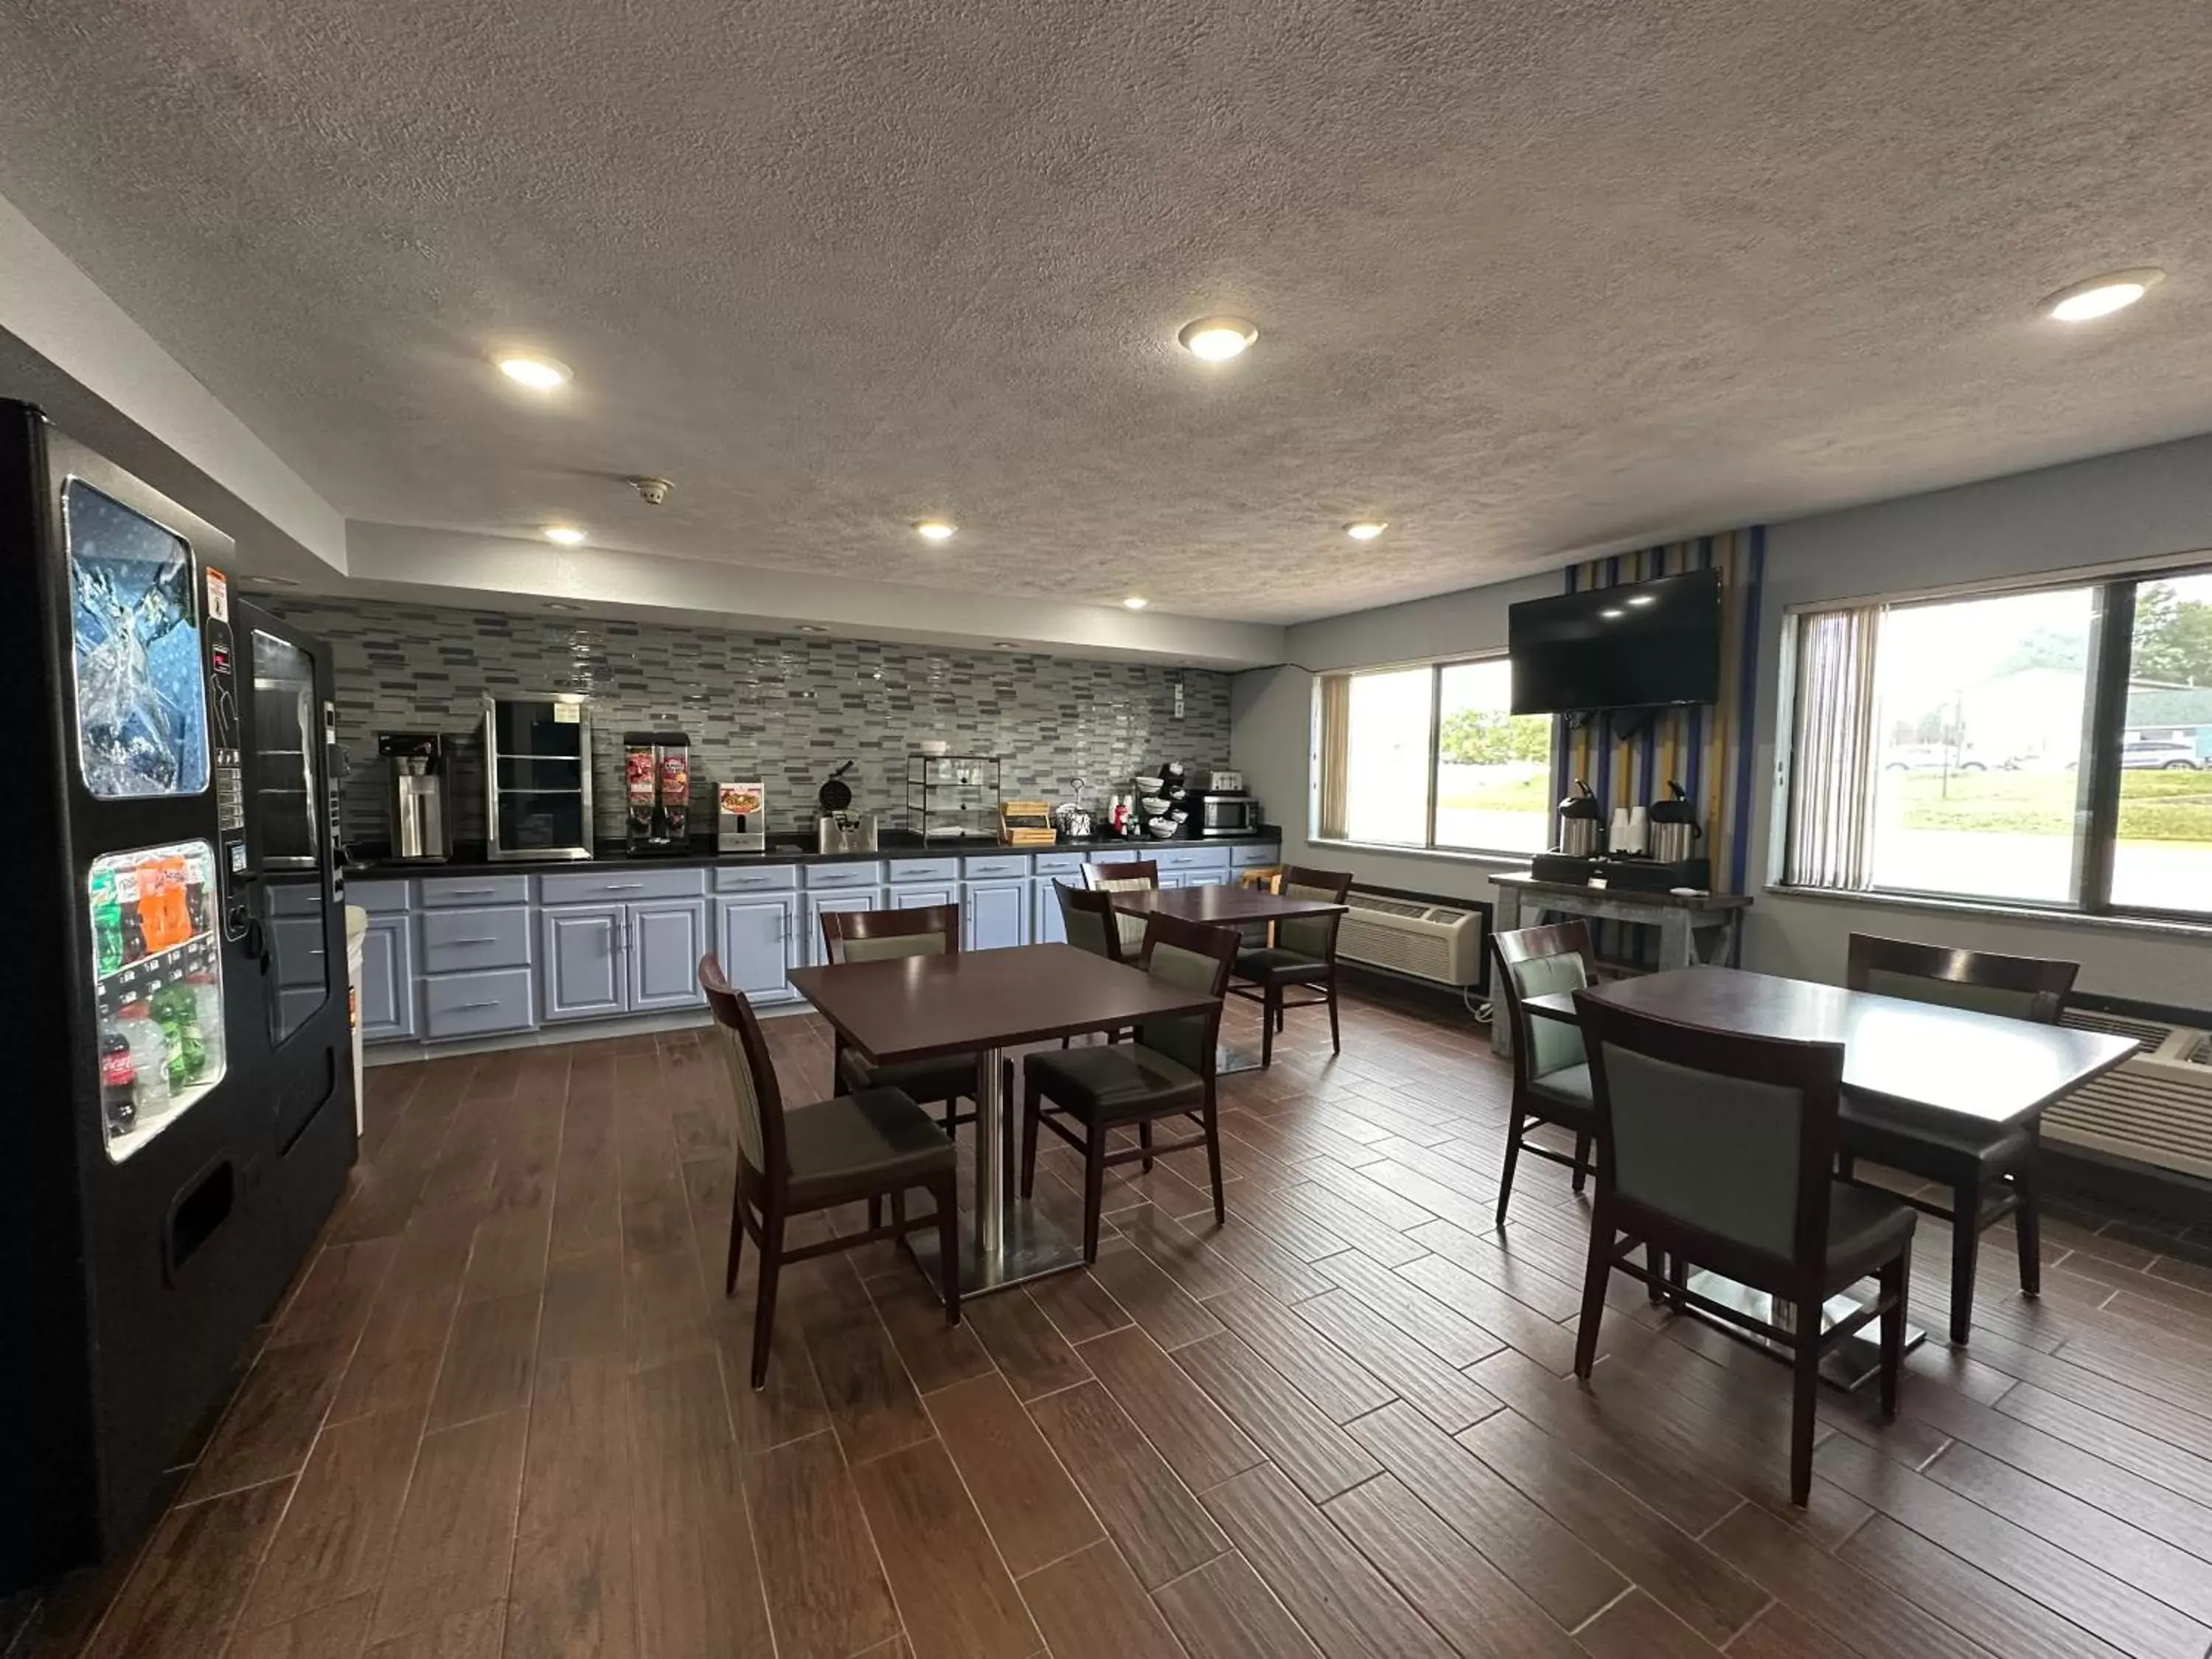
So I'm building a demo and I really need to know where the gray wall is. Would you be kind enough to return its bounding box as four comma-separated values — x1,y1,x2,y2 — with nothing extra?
1231,433,2212,1004
271,597,1231,846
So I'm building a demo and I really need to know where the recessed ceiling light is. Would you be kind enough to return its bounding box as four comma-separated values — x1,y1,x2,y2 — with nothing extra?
992,641,1021,650
1600,608,1626,620
543,600,583,612
496,353,572,390
796,624,829,633
2041,268,2164,323
1122,596,1149,611
1626,593,1658,607
1177,317,1258,362
541,524,586,546
914,520,957,542
1346,521,1388,540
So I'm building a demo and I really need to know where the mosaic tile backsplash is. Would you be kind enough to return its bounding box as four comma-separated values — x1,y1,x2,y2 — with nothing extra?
267,597,1234,846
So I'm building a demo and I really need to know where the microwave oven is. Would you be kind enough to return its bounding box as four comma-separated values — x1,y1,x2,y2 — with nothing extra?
1196,793,1263,836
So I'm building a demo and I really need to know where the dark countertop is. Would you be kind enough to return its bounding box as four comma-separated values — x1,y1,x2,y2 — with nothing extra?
343,826,1284,879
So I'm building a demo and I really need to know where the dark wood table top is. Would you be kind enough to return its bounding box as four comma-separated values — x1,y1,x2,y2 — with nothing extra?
1102,886,1349,924
787,943,1220,1062
1523,967,2136,1127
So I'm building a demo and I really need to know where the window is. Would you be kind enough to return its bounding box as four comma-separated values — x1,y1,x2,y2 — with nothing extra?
1319,657,1554,855
1783,563,2212,919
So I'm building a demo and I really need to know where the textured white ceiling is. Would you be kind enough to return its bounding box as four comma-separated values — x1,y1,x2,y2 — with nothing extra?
1,0,2209,625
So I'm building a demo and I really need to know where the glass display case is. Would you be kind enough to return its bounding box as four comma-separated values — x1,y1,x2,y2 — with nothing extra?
88,840,226,1161
484,693,594,859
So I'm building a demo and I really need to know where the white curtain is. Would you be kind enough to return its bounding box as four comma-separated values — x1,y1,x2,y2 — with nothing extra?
1785,607,1882,890
1316,674,1352,841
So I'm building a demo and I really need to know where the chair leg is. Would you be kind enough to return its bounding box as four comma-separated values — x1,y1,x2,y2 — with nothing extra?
1203,1095,1226,1228
891,1190,906,1231
1019,1073,1042,1199
868,1195,882,1231
1948,1182,1980,1346
933,1175,961,1326
1789,1324,1820,1506
1572,1207,1610,1380
751,1207,785,1391
1326,970,1341,1054
1082,1128,1106,1264
1495,1111,1525,1231
1260,987,1278,1068
1138,1120,1154,1172
723,1192,746,1298
1837,1151,1857,1183
2014,1164,2041,1298
1646,1240,1667,1304
1878,1250,1909,1419
1669,1250,1688,1312
1571,1132,1592,1194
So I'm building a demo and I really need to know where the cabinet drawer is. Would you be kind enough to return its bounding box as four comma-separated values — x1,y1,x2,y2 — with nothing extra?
1157,846,1231,872
1230,842,1283,868
803,862,884,889
539,866,707,905
421,968,537,1040
420,874,533,908
960,854,1032,880
418,905,535,973
1031,852,1083,876
712,863,799,893
266,881,329,917
347,878,411,914
886,857,960,883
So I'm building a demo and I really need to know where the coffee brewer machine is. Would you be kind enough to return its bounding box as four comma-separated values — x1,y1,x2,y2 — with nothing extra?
623,731,692,852
378,731,451,861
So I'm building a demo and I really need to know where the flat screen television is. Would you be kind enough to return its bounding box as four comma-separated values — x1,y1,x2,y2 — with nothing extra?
1508,567,1722,714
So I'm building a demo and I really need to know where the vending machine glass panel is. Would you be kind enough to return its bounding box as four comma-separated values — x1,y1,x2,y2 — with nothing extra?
87,839,227,1162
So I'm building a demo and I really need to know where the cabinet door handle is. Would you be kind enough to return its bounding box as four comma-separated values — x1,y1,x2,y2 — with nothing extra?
605,883,644,891
448,937,499,945
448,887,497,896
449,999,501,1012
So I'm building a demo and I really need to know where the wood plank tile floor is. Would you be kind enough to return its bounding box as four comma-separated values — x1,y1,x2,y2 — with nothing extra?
14,988,2212,1658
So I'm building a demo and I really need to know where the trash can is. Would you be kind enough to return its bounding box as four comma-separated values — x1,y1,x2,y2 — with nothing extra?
344,904,368,1134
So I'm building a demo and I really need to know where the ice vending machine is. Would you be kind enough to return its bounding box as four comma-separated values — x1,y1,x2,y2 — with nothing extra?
0,400,356,1590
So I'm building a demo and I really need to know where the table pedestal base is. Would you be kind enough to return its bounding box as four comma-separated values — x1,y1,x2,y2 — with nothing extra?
908,1203,1087,1298
1683,1269,1925,1391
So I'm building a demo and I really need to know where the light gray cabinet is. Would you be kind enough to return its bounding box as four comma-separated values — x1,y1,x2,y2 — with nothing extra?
964,880,1029,951
358,911,415,1042
804,890,879,965
891,884,957,910
542,903,626,1023
716,895,799,1005
1033,875,1070,945
629,897,709,1012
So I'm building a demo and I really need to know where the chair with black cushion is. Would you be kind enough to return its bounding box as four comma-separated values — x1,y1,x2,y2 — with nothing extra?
1841,932,2076,1345
1228,864,1352,1068
1019,911,1236,1261
1488,922,1601,1228
699,955,959,1388
819,905,982,1136
1053,883,1127,1047
1571,990,1915,1506
1081,858,1160,957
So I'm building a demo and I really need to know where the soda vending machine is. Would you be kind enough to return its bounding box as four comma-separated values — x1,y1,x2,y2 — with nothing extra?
0,400,356,1590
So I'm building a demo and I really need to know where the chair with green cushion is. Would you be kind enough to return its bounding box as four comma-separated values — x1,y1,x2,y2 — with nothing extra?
1228,864,1353,1067
1488,922,1602,1228
700,955,959,1388
1081,858,1161,956
1842,932,2076,1345
1018,911,1237,1261
1570,990,1914,1506
820,905,981,1136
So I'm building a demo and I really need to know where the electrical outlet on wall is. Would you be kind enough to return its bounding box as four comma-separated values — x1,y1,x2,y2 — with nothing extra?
1173,681,1185,720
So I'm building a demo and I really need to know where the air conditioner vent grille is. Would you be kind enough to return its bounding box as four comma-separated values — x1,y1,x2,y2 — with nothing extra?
2045,1012,2212,1180
1335,892,1485,989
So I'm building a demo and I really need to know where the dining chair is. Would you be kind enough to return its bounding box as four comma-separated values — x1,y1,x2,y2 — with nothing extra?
1487,922,1601,1228
819,905,981,1136
1571,990,1916,1506
698,955,960,1388
1227,864,1352,1067
1054,883,1128,1047
1081,858,1159,956
1018,911,1237,1261
1840,932,2077,1345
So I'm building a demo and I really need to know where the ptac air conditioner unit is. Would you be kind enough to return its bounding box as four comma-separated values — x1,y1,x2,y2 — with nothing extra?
2051,1007,2212,1180
1336,891,1486,989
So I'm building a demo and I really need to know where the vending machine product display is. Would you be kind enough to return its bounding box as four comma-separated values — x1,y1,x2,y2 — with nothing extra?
0,400,356,1591
624,730,692,852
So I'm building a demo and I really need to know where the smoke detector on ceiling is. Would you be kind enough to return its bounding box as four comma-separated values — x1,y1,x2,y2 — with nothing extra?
628,476,673,507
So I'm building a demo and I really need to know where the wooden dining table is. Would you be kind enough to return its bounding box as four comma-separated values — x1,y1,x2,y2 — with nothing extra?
787,942,1220,1297
1103,883,1349,1071
1522,966,2137,1382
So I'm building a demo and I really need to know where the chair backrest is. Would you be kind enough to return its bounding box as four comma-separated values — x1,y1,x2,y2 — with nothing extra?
1082,859,1159,891
1576,990,1846,1270
1054,881,1124,963
1275,864,1352,959
1131,911,1237,1079
1846,933,2076,1024
821,903,961,964
1489,922,1596,1088
698,953,786,1183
